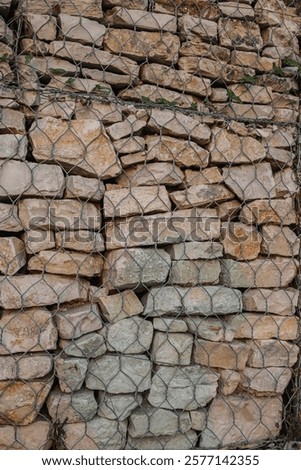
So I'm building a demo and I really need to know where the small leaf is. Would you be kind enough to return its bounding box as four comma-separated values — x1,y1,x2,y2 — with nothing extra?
65,77,76,87
156,98,177,107
272,66,285,77
49,68,67,75
227,89,243,104
239,74,257,84
190,102,198,110
24,54,33,64
283,58,299,68
0,53,9,63
94,83,111,95
141,95,154,104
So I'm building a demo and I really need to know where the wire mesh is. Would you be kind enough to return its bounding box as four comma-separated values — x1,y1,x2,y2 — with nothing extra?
0,0,300,450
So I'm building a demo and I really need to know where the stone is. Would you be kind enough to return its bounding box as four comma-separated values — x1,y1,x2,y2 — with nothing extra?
214,102,274,120
190,409,206,431
55,356,88,393
104,0,147,8
59,333,106,358
154,0,219,18
62,418,127,450
106,316,153,354
103,186,171,218
221,222,262,260
113,136,145,154
153,317,188,333
18,198,101,231
261,128,296,149
0,354,53,381
262,27,299,54
47,387,97,424
24,13,56,41
199,395,282,448
228,84,273,104
116,163,184,187
256,74,298,94
55,231,105,253
0,203,23,232
216,200,241,221
0,107,25,134
58,14,106,47
247,340,299,367
219,370,241,395
0,0,12,19
184,167,223,186
0,16,13,44
106,7,177,32
178,56,255,84
105,208,221,249
76,101,122,124
228,313,299,341
151,332,193,365
0,274,88,310
221,257,297,288
0,378,53,425
143,285,242,317
0,307,57,354
102,248,171,291
127,430,198,450
261,225,299,257
239,198,297,225
178,15,217,40
148,365,219,410
179,38,230,62
231,50,279,72
23,230,54,254
120,152,152,167
0,134,27,161
243,288,298,316
147,109,211,145
266,147,293,168
86,354,152,393
104,29,180,64
0,237,26,275
274,168,298,197
0,420,52,450
166,241,223,260
193,339,250,370
140,63,211,98
20,0,103,17
146,135,209,168
218,18,263,51
97,290,143,323
219,2,255,19
106,115,146,141
169,259,221,286
186,317,234,342
170,184,234,210
28,250,103,277
65,175,105,202
128,405,191,438
29,117,121,179
98,392,143,420
209,128,266,164
240,367,292,395
56,303,102,340
223,163,276,201
38,95,76,120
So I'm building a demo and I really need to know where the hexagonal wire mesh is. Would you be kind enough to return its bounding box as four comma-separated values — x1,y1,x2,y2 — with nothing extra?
0,0,300,451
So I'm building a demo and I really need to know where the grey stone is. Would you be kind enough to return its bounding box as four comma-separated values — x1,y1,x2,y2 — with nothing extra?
165,241,223,260
47,387,97,424
127,430,198,450
59,333,106,358
0,203,23,232
169,259,221,286
151,331,193,365
56,303,103,340
65,175,105,202
0,134,27,161
55,231,105,253
55,356,88,393
153,317,188,333
186,317,234,342
247,339,299,367
148,365,219,410
106,316,153,353
98,392,143,420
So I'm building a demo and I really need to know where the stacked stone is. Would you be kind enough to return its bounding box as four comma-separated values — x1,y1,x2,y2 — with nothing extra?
0,0,299,450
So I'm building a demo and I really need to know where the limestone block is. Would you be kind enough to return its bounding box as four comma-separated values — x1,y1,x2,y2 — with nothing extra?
186,317,234,342
178,15,217,40
98,392,143,420
0,203,23,232
151,332,193,365
148,365,219,410
116,163,184,187
219,18,263,51
0,107,25,134
56,303,102,340
24,13,56,41
86,354,152,393
0,420,52,449
242,288,298,316
228,313,299,341
127,430,198,450
219,370,241,395
184,167,223,186
128,405,191,437
97,290,143,323
240,367,292,395
193,339,250,370
221,222,262,260
170,184,234,209
106,7,177,32
58,14,106,46
153,317,188,333
0,237,26,275
223,163,276,201
0,307,57,354
166,241,223,260
47,387,97,424
0,354,53,380
65,175,105,202
0,134,27,161
55,356,88,393
28,250,103,277
102,248,171,290
169,259,221,286
247,339,299,367
261,225,299,257
239,198,297,225
55,231,105,253
106,316,153,353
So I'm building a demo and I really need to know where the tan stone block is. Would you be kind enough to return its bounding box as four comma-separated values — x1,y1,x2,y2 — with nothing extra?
0,274,88,309
146,134,209,168
113,136,145,155
240,367,292,395
0,307,57,354
0,237,26,275
153,317,188,333
126,431,197,450
247,339,299,367
228,313,299,340
55,356,88,393
193,339,250,370
219,18,263,51
216,200,241,221
186,317,234,342
55,231,104,253
97,290,143,323
116,162,183,188
106,115,146,141
24,13,56,41
239,198,297,225
169,259,221,286
221,222,262,260
28,250,103,277
56,303,102,340
228,84,273,104
47,387,97,424
184,167,222,186
166,241,223,260
76,101,122,124
106,7,177,32
180,37,230,62
243,288,298,316
223,163,276,201
219,2,255,19
58,14,106,46
106,316,153,354
274,167,298,197
65,175,104,201
170,184,234,209
0,420,52,450
262,27,299,54
0,107,25,134
104,29,180,64
151,332,193,365
59,333,106,359
219,369,241,395
214,103,274,120
231,50,280,72
221,257,297,288
178,14,217,40
261,225,299,257
0,354,53,381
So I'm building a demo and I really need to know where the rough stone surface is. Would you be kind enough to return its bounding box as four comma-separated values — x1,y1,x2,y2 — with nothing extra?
55,356,88,393
56,303,102,340
0,420,52,450
221,222,262,260
219,370,241,395
97,290,143,323
0,237,26,275
148,365,219,410
116,163,184,187
28,250,103,277
98,392,143,420
200,395,282,448
102,248,171,290
170,184,234,209
223,163,276,201
166,241,223,260
151,332,193,365
242,288,298,316
47,387,97,424
65,175,105,202
240,367,292,395
106,316,153,353
59,333,107,358
86,354,152,393
239,198,297,225
193,339,250,370
186,317,234,342
55,231,105,253
0,203,23,232
228,313,299,341
59,14,106,46
169,259,221,286
127,430,198,450
0,354,53,381
153,317,188,333
247,340,299,368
